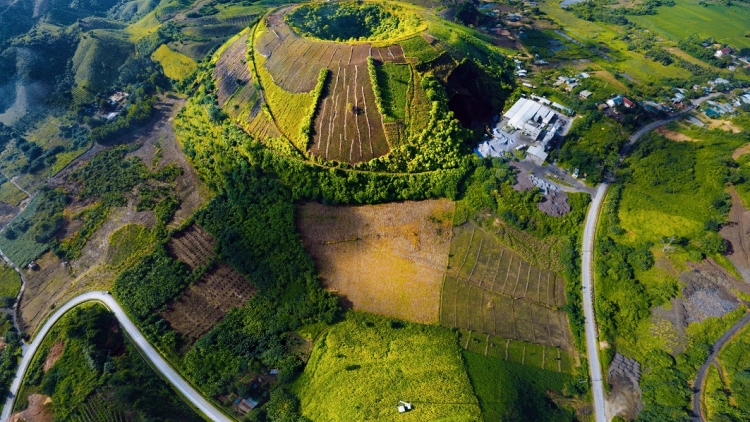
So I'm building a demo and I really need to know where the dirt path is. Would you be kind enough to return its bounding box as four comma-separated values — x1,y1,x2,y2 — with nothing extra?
692,310,750,422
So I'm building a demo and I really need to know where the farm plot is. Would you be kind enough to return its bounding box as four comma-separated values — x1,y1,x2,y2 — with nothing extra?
213,32,252,106
308,45,390,163
296,200,454,324
440,221,572,350
165,224,216,269
161,263,256,341
257,12,331,93
371,44,407,63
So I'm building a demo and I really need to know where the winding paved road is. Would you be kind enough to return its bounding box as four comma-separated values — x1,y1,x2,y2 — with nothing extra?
580,94,721,422
0,292,233,422
692,310,750,422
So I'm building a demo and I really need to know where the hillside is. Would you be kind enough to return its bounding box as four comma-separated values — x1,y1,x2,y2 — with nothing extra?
212,1,514,168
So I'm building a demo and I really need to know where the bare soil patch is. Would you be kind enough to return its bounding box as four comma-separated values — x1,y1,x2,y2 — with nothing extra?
655,126,696,142
707,118,741,133
165,224,216,269
296,200,454,324
43,341,63,372
719,187,750,281
732,143,750,160
161,263,255,342
10,394,52,422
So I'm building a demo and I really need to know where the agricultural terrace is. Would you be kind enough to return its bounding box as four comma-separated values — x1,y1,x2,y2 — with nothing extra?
256,8,391,162
441,221,572,350
213,30,281,140
208,1,511,170
296,200,453,324
161,263,256,342
165,224,216,269
459,328,575,375
292,312,481,422
150,45,197,82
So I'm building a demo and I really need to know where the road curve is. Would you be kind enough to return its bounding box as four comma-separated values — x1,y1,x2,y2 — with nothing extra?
582,183,609,422
692,310,750,422
0,291,233,422
580,94,720,422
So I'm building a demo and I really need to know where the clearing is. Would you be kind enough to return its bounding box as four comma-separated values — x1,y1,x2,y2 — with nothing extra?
165,224,216,269
161,263,256,342
296,200,453,324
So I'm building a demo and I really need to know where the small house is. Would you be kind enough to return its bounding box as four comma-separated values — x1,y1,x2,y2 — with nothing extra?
622,98,635,108
715,47,731,58
606,95,623,108
28,262,39,270
579,90,593,99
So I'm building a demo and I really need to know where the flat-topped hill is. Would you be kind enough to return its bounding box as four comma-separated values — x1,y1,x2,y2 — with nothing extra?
212,2,513,169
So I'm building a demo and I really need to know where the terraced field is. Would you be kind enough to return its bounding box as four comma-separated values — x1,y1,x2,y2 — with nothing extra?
440,221,572,350
213,32,252,106
255,9,393,163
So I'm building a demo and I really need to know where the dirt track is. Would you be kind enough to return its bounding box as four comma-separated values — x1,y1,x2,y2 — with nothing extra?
719,187,750,282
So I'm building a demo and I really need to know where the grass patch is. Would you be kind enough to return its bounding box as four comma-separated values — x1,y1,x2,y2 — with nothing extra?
379,62,410,121
0,263,21,301
150,44,197,82
0,181,26,206
712,322,750,419
106,223,157,270
292,311,482,421
631,0,750,50
463,351,576,422
401,35,440,62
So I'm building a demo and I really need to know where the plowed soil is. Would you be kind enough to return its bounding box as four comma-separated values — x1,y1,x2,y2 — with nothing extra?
161,263,256,342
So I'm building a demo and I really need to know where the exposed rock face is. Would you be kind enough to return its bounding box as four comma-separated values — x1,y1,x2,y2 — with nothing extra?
606,353,643,421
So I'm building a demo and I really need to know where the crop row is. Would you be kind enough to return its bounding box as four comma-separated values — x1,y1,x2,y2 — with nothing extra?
165,224,216,269
161,263,256,341
308,58,389,163
458,329,575,373
441,275,572,349
213,33,252,106
450,222,566,308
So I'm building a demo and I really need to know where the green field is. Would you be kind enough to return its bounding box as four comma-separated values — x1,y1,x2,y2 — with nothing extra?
292,312,482,421
105,223,156,270
151,44,197,82
631,0,750,50
0,264,21,301
463,351,576,422
0,181,25,206
457,329,574,373
400,35,441,62
0,192,61,267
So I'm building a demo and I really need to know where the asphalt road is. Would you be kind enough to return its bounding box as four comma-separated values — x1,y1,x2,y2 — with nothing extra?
0,292,233,422
691,310,750,422
582,183,609,422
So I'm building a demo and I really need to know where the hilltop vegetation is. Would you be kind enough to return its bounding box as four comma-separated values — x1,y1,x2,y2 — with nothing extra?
286,2,424,42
